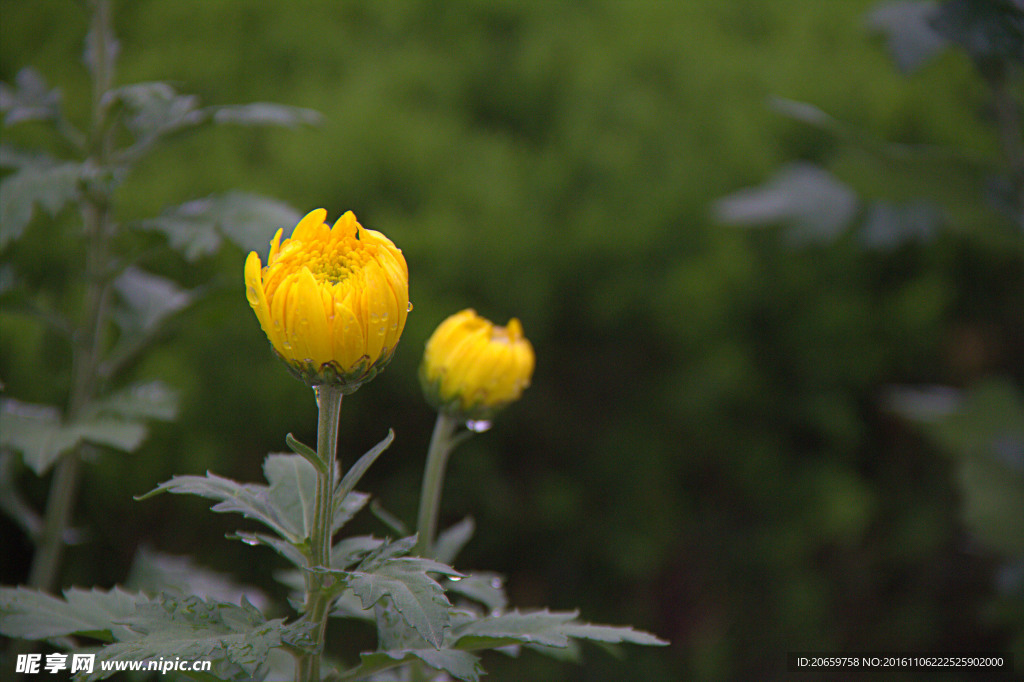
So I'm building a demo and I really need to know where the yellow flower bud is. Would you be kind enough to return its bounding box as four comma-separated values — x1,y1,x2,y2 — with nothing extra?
420,309,535,420
245,208,410,391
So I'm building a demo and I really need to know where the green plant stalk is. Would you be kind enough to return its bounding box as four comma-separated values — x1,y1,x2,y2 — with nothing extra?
27,0,116,593
297,384,344,682
413,412,461,558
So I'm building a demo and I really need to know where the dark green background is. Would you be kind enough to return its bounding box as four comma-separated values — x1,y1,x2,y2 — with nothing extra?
2,1,1021,680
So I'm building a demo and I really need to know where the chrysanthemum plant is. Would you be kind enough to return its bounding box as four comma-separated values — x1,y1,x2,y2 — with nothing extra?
1,4,667,680
1,1,318,596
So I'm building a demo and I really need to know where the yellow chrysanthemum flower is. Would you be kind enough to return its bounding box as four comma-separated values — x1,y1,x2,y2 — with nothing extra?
245,208,409,391
420,309,534,420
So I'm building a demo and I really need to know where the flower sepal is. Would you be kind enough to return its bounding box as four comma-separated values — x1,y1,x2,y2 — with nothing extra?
277,347,397,393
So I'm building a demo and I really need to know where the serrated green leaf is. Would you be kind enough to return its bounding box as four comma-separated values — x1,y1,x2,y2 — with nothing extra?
444,572,508,613
0,67,61,126
713,162,859,244
0,144,58,169
230,530,307,568
331,535,384,569
0,586,148,642
355,535,418,571
106,82,202,140
346,556,459,649
137,192,300,261
559,622,669,646
263,453,320,540
329,588,375,622
89,381,180,422
125,546,269,608
137,471,297,542
866,1,948,73
453,609,579,648
452,609,669,652
0,161,82,249
111,267,195,336
1,398,148,474
335,429,393,510
433,516,475,565
79,594,285,682
338,648,483,682
210,102,322,127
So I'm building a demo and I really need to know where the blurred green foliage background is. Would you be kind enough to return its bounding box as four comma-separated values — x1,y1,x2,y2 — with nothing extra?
2,1,1022,679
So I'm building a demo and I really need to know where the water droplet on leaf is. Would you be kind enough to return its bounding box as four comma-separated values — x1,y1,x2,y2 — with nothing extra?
466,419,492,433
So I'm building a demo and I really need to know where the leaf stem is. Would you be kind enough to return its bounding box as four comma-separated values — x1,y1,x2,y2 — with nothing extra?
297,384,344,682
413,412,461,558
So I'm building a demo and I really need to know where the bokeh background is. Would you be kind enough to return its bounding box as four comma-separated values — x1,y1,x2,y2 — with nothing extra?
2,1,1022,680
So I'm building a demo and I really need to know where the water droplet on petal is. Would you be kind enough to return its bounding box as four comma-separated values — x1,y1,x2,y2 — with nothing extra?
407,301,414,312
466,419,492,433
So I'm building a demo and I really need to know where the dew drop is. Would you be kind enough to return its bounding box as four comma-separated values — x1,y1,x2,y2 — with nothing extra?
490,577,503,589
390,322,398,331
447,576,463,583
381,311,388,320
407,301,414,312
466,419,492,433
241,536,260,546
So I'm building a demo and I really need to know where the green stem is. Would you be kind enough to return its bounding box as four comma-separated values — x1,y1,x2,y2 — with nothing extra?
413,412,461,558
298,384,344,682
26,0,116,594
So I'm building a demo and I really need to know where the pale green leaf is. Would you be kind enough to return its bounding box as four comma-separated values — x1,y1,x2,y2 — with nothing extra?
0,398,148,474
433,516,475,565
866,1,948,73
80,594,286,682
558,622,669,646
231,530,307,568
137,471,297,542
0,586,147,642
137,192,300,261
0,161,81,249
111,267,195,336
339,649,482,682
444,572,508,613
330,535,384,569
210,102,322,127
0,67,61,126
106,82,202,140
713,162,860,244
347,556,459,649
452,609,669,652
89,381,179,422
453,609,579,649
335,429,394,508
264,453,319,540
125,546,269,609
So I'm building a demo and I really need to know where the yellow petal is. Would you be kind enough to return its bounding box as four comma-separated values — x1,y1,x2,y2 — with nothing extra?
292,208,328,242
